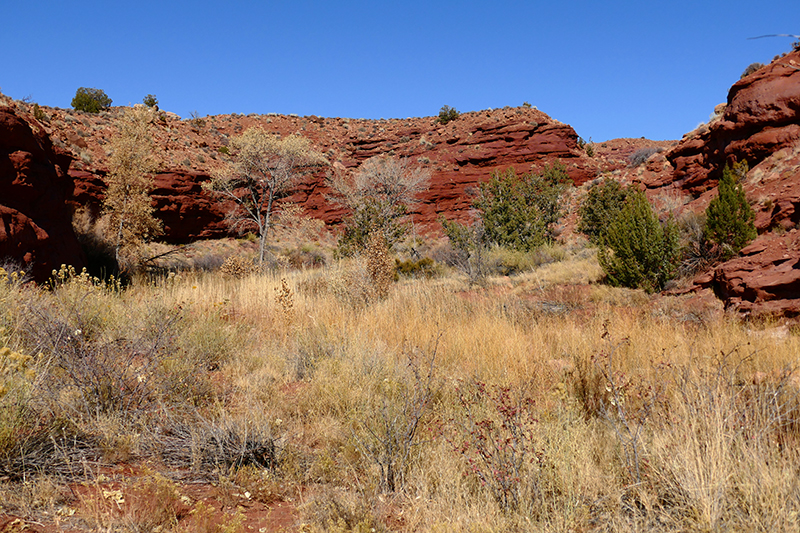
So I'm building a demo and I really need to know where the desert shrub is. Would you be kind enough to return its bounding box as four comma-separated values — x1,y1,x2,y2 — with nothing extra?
578,179,632,244
677,211,722,278
189,110,205,130
0,271,36,476
439,217,488,283
217,145,230,155
142,93,158,107
20,284,182,420
395,257,437,278
704,161,757,260
219,256,255,278
32,103,48,123
351,343,437,493
0,342,38,477
577,136,594,157
156,414,277,477
628,147,661,167
598,189,680,292
329,156,429,257
335,199,409,257
447,379,543,512
474,163,570,251
71,87,112,113
437,104,460,125
741,62,765,78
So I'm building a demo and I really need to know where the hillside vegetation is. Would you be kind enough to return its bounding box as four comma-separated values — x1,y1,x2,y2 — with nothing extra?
1,242,799,531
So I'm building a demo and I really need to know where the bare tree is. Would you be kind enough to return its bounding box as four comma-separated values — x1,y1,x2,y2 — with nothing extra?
103,106,162,270
204,127,326,266
328,156,430,254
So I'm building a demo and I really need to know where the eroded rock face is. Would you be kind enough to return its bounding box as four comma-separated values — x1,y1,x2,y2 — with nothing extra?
150,171,232,242
710,232,800,318
664,49,800,196
634,48,800,319
49,106,599,238
0,104,84,281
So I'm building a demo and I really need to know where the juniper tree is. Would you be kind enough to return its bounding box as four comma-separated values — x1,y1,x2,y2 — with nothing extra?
598,189,680,293
474,163,570,251
71,87,112,113
578,179,631,244
704,161,757,259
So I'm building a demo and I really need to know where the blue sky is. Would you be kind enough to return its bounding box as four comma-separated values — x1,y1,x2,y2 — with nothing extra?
3,1,797,141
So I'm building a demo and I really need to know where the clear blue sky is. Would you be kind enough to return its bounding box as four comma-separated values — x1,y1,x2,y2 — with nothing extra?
3,1,797,141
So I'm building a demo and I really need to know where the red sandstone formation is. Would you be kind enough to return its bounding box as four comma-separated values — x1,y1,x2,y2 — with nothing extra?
38,104,600,240
701,232,800,318
0,103,85,281
663,49,800,196
646,48,800,318
2,46,799,318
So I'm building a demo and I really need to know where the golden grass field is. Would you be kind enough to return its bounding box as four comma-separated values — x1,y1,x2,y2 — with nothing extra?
1,241,799,532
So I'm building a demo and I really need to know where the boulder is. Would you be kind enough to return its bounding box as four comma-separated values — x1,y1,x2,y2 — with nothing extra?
711,232,800,318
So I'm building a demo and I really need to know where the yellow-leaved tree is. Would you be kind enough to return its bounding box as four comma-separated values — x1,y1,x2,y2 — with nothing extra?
103,106,162,270
204,127,327,267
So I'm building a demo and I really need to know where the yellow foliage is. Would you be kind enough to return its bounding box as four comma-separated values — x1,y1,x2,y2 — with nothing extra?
104,106,163,268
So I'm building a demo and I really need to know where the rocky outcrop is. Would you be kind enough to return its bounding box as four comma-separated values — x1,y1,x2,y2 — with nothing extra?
665,49,800,196
649,48,800,319
707,232,800,318
39,105,600,238
150,171,231,242
0,104,85,281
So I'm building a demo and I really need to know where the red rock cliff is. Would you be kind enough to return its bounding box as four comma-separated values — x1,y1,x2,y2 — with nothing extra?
0,102,85,281
38,106,598,242
647,48,800,318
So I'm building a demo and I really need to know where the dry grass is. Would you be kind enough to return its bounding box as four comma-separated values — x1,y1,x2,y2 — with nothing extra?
1,249,800,531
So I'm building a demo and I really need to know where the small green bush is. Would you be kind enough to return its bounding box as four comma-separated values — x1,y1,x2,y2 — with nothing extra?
142,94,158,107
395,257,437,279
704,161,757,259
32,103,48,123
578,179,632,243
71,87,112,113
741,63,765,79
598,190,680,293
437,105,460,125
577,136,594,157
